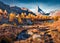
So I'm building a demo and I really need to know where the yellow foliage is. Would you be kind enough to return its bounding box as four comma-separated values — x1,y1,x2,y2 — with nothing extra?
30,14,35,20
9,13,16,22
26,16,30,19
28,13,31,18
33,15,52,20
3,10,7,15
18,18,22,24
16,14,22,24
52,16,58,21
0,9,3,14
21,13,26,18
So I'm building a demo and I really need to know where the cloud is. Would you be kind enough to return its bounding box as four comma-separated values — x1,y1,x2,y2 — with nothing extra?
30,9,36,13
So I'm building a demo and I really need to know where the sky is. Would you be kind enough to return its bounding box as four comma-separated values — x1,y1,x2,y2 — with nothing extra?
0,0,60,13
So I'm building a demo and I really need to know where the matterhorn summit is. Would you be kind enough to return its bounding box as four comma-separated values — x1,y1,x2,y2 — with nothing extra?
35,6,45,15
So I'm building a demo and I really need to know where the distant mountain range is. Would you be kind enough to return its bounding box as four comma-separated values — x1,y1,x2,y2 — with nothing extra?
49,10,60,16
0,1,54,16
0,1,35,15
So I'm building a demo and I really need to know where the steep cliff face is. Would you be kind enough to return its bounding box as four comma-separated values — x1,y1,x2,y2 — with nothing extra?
35,6,45,15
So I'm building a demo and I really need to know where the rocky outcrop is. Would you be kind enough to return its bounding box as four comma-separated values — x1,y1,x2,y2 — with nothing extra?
0,24,60,43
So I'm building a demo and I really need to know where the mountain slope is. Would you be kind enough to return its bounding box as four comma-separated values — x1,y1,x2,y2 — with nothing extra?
0,1,35,15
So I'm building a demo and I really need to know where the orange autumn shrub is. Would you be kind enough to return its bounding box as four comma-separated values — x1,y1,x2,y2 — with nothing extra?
52,19,60,32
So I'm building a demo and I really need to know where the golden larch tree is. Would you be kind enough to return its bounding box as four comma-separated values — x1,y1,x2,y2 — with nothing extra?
9,13,16,22
0,9,3,14
16,14,22,24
